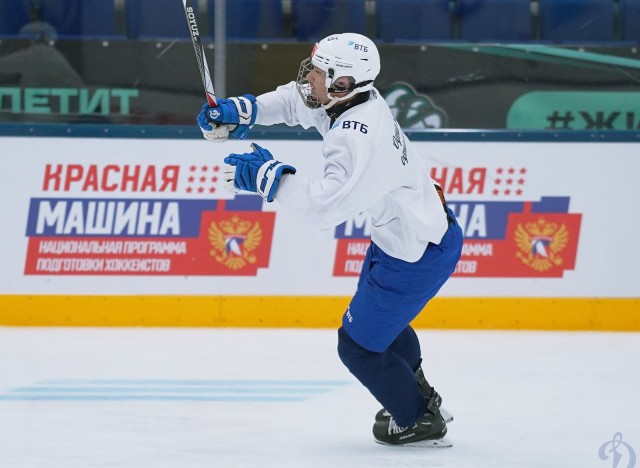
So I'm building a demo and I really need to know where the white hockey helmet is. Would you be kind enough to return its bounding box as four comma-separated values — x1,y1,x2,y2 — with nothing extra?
296,32,381,109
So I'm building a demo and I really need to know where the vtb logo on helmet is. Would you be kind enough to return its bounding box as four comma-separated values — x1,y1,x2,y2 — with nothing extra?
296,33,381,109
346,40,368,52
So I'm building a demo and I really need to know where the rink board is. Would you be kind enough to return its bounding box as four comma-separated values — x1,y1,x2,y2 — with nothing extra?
0,136,638,329
0,295,638,331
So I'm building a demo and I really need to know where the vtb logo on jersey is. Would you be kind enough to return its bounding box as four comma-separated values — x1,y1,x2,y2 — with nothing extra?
208,215,262,270
515,218,569,272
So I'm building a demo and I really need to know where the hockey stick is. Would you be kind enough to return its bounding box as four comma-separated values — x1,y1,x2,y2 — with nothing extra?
182,0,217,107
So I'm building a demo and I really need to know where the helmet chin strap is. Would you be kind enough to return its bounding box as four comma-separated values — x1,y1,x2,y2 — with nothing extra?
322,89,360,110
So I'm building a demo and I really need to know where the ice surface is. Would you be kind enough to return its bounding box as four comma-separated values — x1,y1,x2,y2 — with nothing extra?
0,327,638,468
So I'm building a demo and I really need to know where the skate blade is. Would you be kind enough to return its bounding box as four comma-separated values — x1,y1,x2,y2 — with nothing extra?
375,436,453,448
440,407,454,424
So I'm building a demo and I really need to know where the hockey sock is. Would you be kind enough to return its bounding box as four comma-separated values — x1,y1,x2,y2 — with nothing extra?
387,325,422,371
337,326,425,427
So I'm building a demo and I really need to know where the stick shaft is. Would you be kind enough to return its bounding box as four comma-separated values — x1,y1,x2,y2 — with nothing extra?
182,0,217,106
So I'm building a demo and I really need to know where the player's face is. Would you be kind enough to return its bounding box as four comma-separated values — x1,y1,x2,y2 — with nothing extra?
306,66,330,105
306,67,352,104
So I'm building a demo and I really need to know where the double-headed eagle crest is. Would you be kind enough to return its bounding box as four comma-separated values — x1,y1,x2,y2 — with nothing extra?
208,215,262,270
515,218,568,272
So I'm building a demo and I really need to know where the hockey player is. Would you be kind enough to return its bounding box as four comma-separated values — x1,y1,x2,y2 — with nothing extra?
196,33,463,447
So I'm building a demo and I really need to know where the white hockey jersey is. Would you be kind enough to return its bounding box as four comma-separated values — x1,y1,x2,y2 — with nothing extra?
255,82,449,263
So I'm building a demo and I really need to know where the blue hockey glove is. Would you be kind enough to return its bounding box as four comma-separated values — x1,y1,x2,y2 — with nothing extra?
197,95,257,142
224,143,296,202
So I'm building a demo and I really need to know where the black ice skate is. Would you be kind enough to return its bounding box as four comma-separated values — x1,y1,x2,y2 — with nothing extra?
375,365,453,423
372,399,451,447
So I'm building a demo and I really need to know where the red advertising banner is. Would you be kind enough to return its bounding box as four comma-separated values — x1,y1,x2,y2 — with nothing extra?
23,161,276,276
